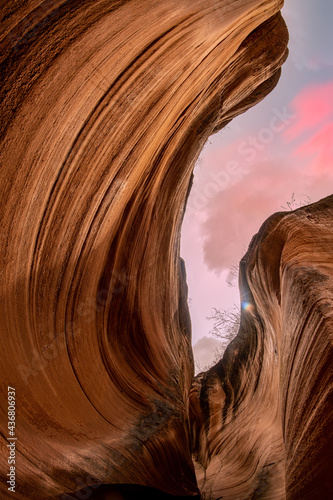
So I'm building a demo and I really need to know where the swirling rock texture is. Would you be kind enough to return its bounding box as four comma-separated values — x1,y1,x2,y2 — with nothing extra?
190,196,333,499
0,0,330,499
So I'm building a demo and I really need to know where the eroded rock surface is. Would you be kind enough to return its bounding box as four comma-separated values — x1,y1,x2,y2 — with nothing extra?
190,196,333,499
2,1,329,499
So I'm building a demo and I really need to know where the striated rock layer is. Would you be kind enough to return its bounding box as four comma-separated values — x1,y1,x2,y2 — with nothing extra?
2,0,330,499
190,196,333,499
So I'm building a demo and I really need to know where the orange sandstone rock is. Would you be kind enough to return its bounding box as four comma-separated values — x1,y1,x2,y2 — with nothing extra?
190,197,333,499
6,1,332,499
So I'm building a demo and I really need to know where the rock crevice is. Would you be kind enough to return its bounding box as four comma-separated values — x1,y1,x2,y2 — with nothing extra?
1,1,331,499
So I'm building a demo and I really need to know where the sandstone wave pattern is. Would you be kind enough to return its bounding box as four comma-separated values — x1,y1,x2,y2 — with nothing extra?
0,1,331,499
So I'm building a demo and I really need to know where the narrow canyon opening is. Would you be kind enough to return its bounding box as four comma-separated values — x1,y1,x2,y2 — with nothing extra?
0,1,332,499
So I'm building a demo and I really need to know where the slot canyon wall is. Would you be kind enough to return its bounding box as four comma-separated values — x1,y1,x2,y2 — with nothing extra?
0,0,331,499
190,196,333,499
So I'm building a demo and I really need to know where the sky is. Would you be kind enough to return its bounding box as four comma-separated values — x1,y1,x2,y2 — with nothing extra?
180,0,333,372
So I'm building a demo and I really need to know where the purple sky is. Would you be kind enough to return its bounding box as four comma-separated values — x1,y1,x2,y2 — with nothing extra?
181,0,333,371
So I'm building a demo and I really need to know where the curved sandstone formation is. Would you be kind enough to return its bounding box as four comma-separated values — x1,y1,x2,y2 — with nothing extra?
2,1,330,499
190,196,333,499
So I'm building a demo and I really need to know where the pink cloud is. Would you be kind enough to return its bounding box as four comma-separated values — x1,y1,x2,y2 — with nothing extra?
293,122,333,174
192,336,224,373
284,80,333,142
201,158,333,272
185,80,333,274
198,80,333,272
